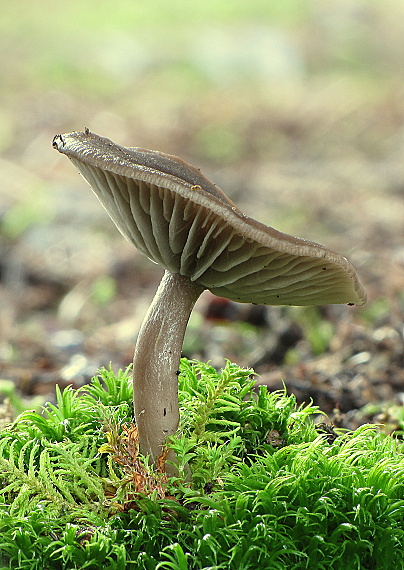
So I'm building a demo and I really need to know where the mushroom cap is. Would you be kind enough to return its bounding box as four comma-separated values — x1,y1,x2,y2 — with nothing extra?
53,130,366,306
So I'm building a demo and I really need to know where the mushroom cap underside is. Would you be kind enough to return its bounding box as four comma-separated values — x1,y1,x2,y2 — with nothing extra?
53,130,367,307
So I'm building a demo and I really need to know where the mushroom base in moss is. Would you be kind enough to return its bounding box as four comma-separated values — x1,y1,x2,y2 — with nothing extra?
133,270,204,467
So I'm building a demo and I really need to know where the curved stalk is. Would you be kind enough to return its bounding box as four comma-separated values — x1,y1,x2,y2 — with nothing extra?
133,270,204,467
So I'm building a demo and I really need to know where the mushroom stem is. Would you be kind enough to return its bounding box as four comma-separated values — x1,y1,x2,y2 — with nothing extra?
133,270,204,467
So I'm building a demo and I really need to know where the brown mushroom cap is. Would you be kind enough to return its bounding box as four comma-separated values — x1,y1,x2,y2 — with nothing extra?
53,130,366,307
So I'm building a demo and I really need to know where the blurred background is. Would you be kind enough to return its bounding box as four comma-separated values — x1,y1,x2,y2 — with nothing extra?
0,0,403,428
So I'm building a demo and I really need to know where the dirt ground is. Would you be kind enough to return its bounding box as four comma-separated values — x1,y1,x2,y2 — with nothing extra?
0,1,403,431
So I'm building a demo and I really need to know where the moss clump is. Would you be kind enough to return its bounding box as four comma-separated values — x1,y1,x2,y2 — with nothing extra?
0,360,403,569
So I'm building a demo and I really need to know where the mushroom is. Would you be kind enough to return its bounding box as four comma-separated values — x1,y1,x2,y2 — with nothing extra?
52,129,366,469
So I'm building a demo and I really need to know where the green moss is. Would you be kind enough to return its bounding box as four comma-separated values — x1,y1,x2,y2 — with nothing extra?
0,360,403,569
